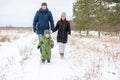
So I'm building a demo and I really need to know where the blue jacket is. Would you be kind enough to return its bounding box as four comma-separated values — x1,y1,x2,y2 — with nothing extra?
33,8,54,35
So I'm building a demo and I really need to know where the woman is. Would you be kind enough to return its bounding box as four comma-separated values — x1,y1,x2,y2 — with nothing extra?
53,12,71,58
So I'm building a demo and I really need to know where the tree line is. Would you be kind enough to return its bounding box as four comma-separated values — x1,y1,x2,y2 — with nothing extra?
73,0,120,38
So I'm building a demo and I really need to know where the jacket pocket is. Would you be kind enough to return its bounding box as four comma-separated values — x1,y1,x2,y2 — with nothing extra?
36,23,39,30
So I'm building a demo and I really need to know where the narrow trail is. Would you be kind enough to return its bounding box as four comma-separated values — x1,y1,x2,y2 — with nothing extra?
21,39,76,80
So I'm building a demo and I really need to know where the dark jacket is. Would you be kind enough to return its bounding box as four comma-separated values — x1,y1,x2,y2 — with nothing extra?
33,8,54,35
53,19,71,43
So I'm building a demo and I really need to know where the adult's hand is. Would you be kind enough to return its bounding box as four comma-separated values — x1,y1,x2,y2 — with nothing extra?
33,29,36,33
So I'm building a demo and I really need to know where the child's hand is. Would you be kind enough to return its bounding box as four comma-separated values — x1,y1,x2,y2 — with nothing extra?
37,45,41,49
51,45,54,48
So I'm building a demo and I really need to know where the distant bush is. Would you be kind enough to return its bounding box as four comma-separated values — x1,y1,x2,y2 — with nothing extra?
0,35,10,42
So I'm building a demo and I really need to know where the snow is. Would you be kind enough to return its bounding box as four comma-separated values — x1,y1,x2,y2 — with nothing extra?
0,30,120,80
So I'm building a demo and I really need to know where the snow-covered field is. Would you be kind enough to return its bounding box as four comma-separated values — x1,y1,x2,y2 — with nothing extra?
0,29,120,80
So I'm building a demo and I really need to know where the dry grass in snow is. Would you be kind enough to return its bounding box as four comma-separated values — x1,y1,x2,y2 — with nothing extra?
66,31,120,80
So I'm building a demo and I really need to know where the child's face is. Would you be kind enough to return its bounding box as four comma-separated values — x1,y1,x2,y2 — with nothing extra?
45,34,50,38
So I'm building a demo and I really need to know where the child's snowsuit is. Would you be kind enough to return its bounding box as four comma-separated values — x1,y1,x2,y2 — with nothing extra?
38,36,54,60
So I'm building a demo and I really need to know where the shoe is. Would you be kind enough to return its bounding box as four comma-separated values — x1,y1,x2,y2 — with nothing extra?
60,53,64,58
47,60,50,63
41,59,45,63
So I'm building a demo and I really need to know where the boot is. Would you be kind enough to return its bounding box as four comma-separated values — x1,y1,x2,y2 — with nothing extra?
47,60,50,63
41,59,45,63
60,53,64,58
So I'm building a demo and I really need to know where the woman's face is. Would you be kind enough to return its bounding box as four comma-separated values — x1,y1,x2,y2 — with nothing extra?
61,16,66,21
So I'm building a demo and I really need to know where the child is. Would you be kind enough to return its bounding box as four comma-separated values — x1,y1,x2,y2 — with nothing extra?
53,12,71,58
37,30,54,63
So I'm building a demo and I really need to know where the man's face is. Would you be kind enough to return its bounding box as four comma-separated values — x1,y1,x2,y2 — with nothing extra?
42,5,47,10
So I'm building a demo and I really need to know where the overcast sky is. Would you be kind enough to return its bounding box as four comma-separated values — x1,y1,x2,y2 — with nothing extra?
0,0,75,27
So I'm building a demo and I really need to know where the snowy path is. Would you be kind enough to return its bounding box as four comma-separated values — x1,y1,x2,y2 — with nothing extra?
0,33,78,80
21,40,77,80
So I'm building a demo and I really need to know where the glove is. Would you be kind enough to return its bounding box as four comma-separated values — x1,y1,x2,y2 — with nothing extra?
37,45,41,49
51,45,54,48
51,27,54,31
51,28,55,32
68,32,71,35
33,28,36,33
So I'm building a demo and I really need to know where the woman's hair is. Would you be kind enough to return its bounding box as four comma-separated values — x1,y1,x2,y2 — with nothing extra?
58,18,67,30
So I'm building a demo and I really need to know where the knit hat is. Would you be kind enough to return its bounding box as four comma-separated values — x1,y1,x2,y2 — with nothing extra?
41,2,47,7
44,30,50,35
61,12,66,17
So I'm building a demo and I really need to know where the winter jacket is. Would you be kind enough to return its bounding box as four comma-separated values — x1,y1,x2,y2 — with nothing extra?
33,8,54,35
53,19,71,43
38,36,54,60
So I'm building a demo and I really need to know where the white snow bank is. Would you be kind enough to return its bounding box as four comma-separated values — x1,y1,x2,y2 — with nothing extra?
0,31,120,80
0,32,38,80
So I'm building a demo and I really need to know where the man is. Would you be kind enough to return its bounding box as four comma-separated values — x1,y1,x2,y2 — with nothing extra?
33,2,54,53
